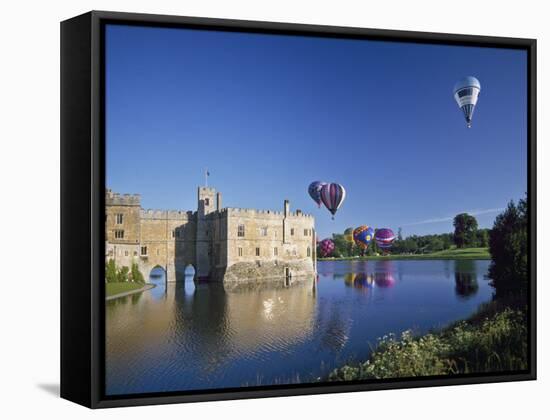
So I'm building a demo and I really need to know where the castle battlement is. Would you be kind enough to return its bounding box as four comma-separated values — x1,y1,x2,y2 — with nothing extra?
106,189,141,206
222,207,313,219
106,186,316,283
140,209,194,220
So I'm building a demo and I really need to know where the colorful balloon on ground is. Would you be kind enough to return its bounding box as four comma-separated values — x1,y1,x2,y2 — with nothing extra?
319,238,335,258
320,183,346,219
453,76,481,128
374,228,396,249
344,227,354,244
308,181,327,208
353,226,375,250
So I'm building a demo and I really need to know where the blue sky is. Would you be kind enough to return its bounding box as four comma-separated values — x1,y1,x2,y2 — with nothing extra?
105,24,527,239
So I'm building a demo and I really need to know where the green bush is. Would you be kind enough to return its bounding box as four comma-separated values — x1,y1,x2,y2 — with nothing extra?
328,308,527,381
116,266,130,283
105,259,117,283
131,262,145,284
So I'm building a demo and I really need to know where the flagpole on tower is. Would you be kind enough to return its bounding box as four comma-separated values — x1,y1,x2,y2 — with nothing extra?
205,168,209,187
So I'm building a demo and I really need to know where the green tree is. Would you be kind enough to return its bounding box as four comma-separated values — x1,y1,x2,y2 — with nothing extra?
476,229,490,247
116,266,130,283
106,259,117,283
131,262,145,284
453,213,478,248
332,233,348,257
488,198,528,297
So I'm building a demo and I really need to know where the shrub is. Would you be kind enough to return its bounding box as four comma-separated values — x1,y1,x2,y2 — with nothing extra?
116,266,130,283
105,259,117,283
328,308,527,381
131,262,145,284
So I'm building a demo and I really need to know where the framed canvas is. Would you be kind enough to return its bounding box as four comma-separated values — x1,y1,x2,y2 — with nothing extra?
60,11,536,408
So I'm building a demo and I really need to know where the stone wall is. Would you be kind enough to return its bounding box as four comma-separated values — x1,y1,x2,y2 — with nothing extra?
105,187,316,283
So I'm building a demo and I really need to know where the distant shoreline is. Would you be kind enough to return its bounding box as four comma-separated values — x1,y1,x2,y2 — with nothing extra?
317,247,490,262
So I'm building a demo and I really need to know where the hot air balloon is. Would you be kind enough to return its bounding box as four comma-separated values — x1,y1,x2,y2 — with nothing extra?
308,181,327,208
319,238,335,258
374,228,396,250
353,226,375,251
344,227,354,243
453,76,481,128
320,183,346,219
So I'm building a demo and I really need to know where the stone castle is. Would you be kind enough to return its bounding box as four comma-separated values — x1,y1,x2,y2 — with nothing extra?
105,187,316,283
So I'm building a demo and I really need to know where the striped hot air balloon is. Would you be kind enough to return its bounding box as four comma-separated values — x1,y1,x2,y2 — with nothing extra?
320,183,346,220
374,228,396,250
453,76,481,128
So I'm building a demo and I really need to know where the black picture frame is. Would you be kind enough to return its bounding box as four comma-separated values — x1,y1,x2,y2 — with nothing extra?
61,10,537,409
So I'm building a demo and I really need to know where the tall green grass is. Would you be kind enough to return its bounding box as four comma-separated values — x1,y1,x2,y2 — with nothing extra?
328,307,527,381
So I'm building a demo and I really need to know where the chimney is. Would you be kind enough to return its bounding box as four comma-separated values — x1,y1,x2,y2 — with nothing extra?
216,192,222,211
284,199,290,217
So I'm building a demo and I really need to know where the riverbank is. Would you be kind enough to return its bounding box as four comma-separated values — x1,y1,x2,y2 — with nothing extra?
106,282,155,300
327,300,527,381
318,247,490,261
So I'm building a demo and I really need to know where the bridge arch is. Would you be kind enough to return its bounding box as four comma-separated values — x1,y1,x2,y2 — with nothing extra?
148,265,167,285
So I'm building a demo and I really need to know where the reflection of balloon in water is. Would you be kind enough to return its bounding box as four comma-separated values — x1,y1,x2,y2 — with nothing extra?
344,273,357,287
320,183,346,219
319,238,335,258
353,226,375,250
453,76,481,128
374,272,395,288
375,228,396,250
344,227,354,244
308,181,327,208
355,273,375,289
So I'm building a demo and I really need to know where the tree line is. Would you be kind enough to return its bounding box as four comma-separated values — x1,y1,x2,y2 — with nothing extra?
105,259,145,284
321,213,490,258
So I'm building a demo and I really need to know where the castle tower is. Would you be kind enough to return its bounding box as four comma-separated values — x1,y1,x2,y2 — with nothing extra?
196,187,217,278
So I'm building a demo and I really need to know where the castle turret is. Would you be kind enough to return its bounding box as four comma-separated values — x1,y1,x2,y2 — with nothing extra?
196,187,217,278
216,192,222,211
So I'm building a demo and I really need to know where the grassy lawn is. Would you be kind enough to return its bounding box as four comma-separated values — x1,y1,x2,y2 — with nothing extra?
318,247,490,261
106,282,146,297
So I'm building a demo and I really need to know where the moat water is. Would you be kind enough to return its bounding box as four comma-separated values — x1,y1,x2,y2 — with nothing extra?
105,259,493,395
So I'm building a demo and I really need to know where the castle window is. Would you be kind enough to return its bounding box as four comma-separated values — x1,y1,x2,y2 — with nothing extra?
114,230,124,239
274,247,278,257
304,229,308,236
291,228,295,236
256,247,260,257
205,198,210,206
124,250,129,257
307,247,311,257
134,251,137,256
140,246,148,256
238,247,243,257
157,249,160,256
115,213,123,224
238,224,245,237
260,227,268,236
171,230,175,238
